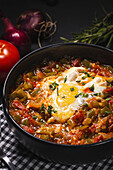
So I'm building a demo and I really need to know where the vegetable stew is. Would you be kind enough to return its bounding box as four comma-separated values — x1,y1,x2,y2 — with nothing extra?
9,57,113,145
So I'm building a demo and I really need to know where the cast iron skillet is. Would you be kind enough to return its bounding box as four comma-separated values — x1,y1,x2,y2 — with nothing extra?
3,43,113,165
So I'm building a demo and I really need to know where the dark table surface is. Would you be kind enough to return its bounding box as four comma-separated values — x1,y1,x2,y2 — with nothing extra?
0,0,113,41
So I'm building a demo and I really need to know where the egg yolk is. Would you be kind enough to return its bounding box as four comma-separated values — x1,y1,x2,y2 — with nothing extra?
56,84,78,107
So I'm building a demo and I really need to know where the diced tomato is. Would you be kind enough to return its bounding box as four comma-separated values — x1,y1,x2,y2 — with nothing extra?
109,124,113,131
73,110,85,124
83,87,93,94
108,116,113,126
108,98,113,105
94,135,103,143
91,64,113,77
103,87,113,94
22,112,36,126
28,117,37,126
24,77,36,87
36,69,44,80
72,58,81,66
22,126,34,134
13,100,27,111
89,124,96,134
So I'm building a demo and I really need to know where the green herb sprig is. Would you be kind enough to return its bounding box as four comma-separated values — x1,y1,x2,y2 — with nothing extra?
60,10,113,49
49,81,59,90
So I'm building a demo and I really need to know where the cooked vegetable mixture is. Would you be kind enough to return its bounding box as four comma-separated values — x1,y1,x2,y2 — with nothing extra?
9,57,113,145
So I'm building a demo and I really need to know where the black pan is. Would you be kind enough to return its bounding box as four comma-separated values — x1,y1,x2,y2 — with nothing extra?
3,43,113,165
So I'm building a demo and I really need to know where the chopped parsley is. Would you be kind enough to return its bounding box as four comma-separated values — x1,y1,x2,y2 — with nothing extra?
84,103,89,107
83,93,89,97
83,71,91,77
94,93,101,96
106,80,112,87
105,111,111,114
70,87,74,91
76,80,81,83
89,84,94,91
40,103,46,113
106,98,111,101
87,73,91,77
53,109,57,113
83,71,87,74
49,81,59,90
57,87,59,96
62,96,66,99
41,104,57,115
82,76,87,80
32,116,36,119
82,82,85,85
47,105,53,114
56,64,59,69
94,93,98,96
64,76,67,83
75,94,79,98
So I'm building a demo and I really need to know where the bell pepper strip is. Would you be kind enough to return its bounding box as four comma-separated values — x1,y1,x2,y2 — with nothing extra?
21,125,34,134
13,100,27,111
71,58,81,67
94,135,104,143
103,87,113,94
73,110,85,124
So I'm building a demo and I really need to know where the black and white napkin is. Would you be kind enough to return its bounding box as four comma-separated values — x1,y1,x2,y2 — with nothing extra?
1,104,113,170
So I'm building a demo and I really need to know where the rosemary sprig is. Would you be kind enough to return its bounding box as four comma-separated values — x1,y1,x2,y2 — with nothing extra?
60,11,113,49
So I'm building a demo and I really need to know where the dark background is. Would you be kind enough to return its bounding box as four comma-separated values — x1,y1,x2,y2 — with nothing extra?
0,0,113,96
1,0,113,44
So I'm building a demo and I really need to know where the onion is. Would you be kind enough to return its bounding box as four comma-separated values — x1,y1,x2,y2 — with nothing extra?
0,10,31,57
16,9,56,47
16,9,44,41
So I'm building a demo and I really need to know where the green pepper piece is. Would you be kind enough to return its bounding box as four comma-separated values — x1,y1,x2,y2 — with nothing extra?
87,109,95,118
46,72,57,76
10,89,26,100
12,113,21,123
44,69,51,73
10,91,18,100
32,76,39,80
21,118,29,126
26,72,34,78
92,100,100,108
17,89,26,98
16,75,23,85
32,88,40,97
82,59,92,68
41,135,50,140
86,139,93,144
67,118,76,127
24,82,33,90
102,100,109,107
108,66,113,73
100,106,111,116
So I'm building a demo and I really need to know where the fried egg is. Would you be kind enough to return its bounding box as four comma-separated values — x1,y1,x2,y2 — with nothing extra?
41,67,107,122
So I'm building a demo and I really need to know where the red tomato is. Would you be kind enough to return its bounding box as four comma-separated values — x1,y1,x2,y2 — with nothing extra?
94,135,103,143
0,40,20,82
13,100,26,111
73,110,85,124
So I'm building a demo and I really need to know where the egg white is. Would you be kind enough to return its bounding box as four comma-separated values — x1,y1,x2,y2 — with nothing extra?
40,67,107,123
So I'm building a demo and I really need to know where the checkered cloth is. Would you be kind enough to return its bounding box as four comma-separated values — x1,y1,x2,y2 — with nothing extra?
1,103,113,170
